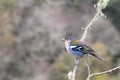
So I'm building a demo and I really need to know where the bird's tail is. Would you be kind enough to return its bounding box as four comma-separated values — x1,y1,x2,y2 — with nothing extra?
88,52,106,63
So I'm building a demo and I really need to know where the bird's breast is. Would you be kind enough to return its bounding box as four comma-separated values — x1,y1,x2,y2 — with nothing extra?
65,46,84,57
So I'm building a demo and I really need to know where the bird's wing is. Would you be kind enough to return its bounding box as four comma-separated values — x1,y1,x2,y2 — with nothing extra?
71,41,94,53
70,45,84,52
71,41,105,62
80,44,94,53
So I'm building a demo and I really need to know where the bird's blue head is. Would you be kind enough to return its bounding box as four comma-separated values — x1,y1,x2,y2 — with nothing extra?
62,35,75,42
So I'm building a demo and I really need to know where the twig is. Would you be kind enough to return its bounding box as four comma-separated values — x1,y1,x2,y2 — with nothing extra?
72,58,79,80
80,12,99,42
87,66,120,80
72,65,78,80
68,0,110,80
80,1,106,42
85,55,91,80
71,3,102,80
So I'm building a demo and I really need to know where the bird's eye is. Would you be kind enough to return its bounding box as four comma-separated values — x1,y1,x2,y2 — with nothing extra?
66,38,69,41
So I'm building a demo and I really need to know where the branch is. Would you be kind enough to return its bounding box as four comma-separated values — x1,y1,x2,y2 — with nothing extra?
85,55,91,80
67,58,79,80
67,0,110,80
80,0,109,42
72,58,79,80
72,64,78,80
87,66,120,80
80,12,99,42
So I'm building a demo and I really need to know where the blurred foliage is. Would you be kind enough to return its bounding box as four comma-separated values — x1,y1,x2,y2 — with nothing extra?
35,0,46,5
103,0,120,31
0,59,32,80
0,0,16,47
92,74,116,80
4,60,32,77
0,0,17,11
0,0,120,80
65,0,85,9
50,52,74,80
90,42,115,80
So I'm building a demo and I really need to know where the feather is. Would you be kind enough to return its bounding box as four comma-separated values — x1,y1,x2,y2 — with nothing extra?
72,40,80,45
71,41,105,62
71,46,83,52
88,52,106,63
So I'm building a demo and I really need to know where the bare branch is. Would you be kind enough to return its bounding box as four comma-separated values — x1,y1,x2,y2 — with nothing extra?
80,12,99,42
72,58,79,80
68,0,110,80
80,1,107,42
85,55,91,80
72,65,78,80
71,3,103,80
87,66,120,80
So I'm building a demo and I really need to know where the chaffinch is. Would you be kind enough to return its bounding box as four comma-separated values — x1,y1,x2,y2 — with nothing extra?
62,35,105,62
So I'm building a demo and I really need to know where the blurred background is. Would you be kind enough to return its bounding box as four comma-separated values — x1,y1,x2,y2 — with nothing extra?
0,0,120,80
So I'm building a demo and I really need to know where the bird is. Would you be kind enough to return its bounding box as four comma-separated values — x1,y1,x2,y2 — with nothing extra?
62,35,105,63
